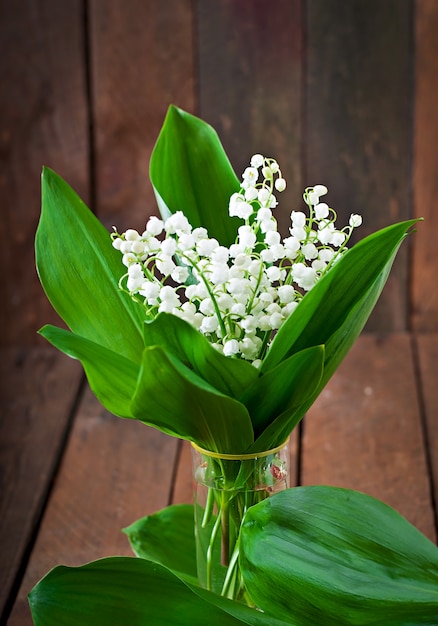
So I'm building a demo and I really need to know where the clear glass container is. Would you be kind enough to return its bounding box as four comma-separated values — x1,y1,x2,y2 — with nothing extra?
191,439,290,604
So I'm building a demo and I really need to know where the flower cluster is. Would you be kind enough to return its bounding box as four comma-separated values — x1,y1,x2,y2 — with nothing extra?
112,155,362,364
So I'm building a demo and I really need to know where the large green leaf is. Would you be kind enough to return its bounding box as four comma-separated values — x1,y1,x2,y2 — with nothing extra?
150,105,241,246
130,345,254,453
240,486,438,626
28,557,245,626
122,504,296,626
39,325,138,418
123,504,198,585
190,585,297,626
240,345,324,446
144,313,258,398
36,168,145,363
29,557,296,626
262,220,417,373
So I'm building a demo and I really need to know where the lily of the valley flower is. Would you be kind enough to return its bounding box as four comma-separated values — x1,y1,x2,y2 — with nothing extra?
112,155,362,363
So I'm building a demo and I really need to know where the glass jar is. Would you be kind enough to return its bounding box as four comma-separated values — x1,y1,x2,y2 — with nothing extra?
191,439,290,604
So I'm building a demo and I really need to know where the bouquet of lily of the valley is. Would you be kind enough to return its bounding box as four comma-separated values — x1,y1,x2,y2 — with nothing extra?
30,106,438,625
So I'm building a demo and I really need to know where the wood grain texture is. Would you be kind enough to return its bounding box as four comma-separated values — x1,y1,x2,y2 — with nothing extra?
8,386,179,626
416,334,438,522
0,0,89,345
412,0,438,331
305,0,413,331
172,440,193,505
90,0,195,232
302,333,435,541
0,348,82,623
197,0,303,236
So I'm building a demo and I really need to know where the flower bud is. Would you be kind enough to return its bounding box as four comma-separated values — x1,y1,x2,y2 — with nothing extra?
275,177,286,192
250,154,264,168
349,213,363,228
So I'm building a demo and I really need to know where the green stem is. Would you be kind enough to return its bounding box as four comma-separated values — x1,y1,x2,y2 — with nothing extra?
180,252,228,338
206,505,223,591
245,255,265,315
221,493,231,567
202,485,215,528
257,329,272,361
221,544,240,598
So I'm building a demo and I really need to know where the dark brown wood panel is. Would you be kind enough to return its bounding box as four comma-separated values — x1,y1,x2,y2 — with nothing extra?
172,440,193,505
90,0,195,232
416,334,438,519
412,0,438,331
302,334,435,541
306,0,413,331
8,387,179,626
0,0,89,345
197,0,303,236
0,349,82,623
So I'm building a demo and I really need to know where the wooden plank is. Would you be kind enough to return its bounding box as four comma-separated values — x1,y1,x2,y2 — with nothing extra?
0,0,89,345
90,0,195,232
172,432,299,505
172,440,193,505
301,333,435,542
8,386,179,626
197,0,303,236
306,0,413,331
412,0,438,331
0,348,82,623
416,334,438,523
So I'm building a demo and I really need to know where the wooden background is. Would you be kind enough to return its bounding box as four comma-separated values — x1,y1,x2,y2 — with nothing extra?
2,0,437,343
1,1,438,624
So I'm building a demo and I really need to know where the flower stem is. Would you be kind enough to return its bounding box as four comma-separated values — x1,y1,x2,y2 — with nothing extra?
221,493,230,566
202,484,215,528
221,544,240,598
180,252,228,337
206,505,223,591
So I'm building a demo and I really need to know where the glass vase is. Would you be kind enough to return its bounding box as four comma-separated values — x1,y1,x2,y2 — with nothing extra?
191,439,290,604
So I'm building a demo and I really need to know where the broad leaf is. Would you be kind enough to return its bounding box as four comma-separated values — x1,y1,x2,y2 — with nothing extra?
131,346,254,453
262,220,417,372
150,105,241,246
127,506,298,626
190,582,298,626
36,168,144,363
240,486,438,626
39,325,138,418
295,249,407,421
28,557,245,626
240,345,324,446
29,557,297,626
123,504,198,585
144,313,258,398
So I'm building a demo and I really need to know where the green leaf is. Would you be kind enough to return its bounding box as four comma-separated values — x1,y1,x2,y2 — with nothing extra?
123,504,198,585
262,220,417,373
240,345,324,448
150,106,241,246
257,221,418,435
240,486,438,626
130,346,254,453
29,556,298,626
39,325,138,418
190,583,298,626
144,313,258,398
36,168,144,363
28,557,247,626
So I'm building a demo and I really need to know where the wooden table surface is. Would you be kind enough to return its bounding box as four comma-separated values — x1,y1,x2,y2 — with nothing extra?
1,332,437,625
